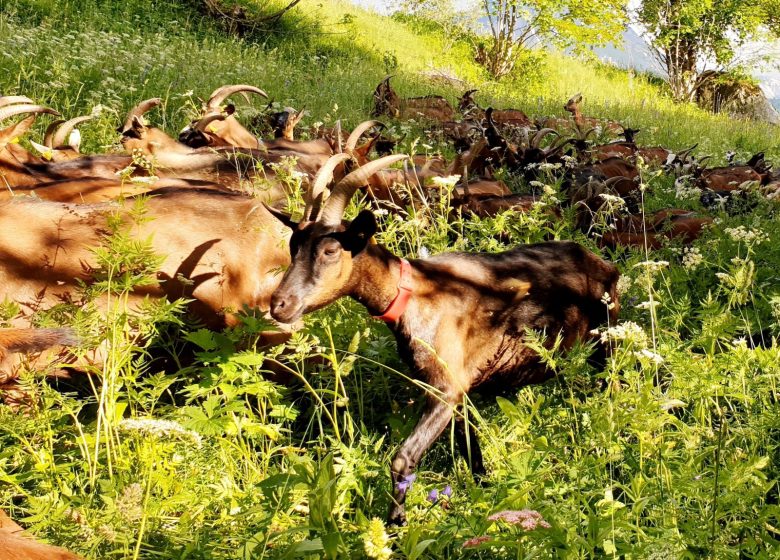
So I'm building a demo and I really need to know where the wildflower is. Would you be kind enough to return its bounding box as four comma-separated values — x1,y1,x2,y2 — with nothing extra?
724,226,768,245
116,483,144,523
598,193,625,206
430,175,460,189
427,488,439,503
312,121,323,129
635,348,664,364
601,292,616,310
599,321,649,347
442,485,452,498
660,399,686,411
633,260,669,272
636,300,660,310
682,247,703,270
674,176,701,201
616,275,632,295
462,535,492,548
537,162,562,171
529,180,545,188
488,509,551,530
419,246,430,258
363,518,393,560
119,417,202,445
395,473,416,493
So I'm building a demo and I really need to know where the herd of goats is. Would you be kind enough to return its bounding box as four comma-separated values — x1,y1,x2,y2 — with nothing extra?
0,76,778,547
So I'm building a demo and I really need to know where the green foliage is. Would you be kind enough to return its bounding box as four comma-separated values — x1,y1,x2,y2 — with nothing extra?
3,0,780,558
636,0,780,102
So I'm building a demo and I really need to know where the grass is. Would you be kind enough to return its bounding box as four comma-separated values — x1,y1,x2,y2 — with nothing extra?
2,0,780,558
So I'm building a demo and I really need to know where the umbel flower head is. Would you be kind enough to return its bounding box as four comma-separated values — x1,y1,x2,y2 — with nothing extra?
488,509,551,531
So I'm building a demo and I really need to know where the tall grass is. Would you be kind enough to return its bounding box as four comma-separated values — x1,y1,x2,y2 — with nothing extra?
2,0,780,558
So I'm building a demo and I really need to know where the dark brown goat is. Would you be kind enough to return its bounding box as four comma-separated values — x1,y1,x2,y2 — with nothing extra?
372,76,454,122
267,153,620,525
458,89,531,127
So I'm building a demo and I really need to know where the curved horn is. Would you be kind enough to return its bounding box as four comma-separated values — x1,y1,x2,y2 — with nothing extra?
530,127,557,149
207,85,268,111
48,115,92,148
194,112,227,132
43,119,64,147
121,98,162,132
677,143,698,163
0,104,59,123
345,120,385,152
303,152,354,222
320,154,409,225
0,95,35,108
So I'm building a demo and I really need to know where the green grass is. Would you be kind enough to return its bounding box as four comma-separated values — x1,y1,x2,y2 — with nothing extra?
3,0,780,558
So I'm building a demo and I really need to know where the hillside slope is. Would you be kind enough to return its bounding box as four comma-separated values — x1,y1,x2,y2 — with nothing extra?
1,0,777,159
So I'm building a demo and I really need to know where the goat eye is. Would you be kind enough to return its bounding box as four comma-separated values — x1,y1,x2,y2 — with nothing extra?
322,246,339,257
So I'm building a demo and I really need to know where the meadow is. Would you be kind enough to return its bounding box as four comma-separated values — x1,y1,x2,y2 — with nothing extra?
2,0,780,558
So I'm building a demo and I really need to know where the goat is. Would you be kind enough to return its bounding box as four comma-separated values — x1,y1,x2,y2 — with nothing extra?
372,76,455,122
0,510,83,560
600,210,712,249
0,156,402,383
267,153,620,525
458,89,531,127
179,84,268,149
564,93,623,135
696,152,769,192
0,328,78,387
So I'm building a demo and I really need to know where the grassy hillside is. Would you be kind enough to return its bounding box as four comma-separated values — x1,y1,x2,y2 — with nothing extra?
3,1,780,559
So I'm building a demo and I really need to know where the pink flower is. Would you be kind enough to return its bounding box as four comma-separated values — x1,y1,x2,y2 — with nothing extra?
488,509,551,530
462,535,492,548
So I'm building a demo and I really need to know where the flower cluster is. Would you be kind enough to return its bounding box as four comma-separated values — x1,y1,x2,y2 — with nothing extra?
119,418,202,445
682,247,703,270
430,175,460,189
597,321,649,347
462,535,492,548
488,509,551,531
674,176,701,200
724,226,768,245
363,518,392,560
426,484,452,504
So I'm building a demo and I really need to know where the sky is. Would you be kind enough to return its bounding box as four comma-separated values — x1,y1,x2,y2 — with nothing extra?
350,0,780,101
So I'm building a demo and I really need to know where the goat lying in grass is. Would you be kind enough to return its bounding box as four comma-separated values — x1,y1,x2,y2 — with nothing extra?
268,153,621,524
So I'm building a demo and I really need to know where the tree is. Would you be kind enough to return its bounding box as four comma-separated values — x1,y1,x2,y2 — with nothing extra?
635,0,780,103
396,0,628,78
475,0,628,77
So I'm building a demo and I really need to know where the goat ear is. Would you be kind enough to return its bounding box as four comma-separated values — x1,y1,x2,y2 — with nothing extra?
341,210,377,253
263,203,297,230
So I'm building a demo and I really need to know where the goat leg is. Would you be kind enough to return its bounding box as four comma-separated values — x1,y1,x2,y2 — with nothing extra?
455,414,485,477
388,395,457,525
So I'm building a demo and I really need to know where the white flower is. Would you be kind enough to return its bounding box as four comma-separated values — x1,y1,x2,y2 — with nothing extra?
430,175,460,189
119,418,202,445
724,226,768,245
633,260,669,273
599,321,649,347
616,275,632,295
682,247,703,270
636,300,660,310
635,348,664,364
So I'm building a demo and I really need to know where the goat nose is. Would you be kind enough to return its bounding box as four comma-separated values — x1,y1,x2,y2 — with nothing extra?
270,293,299,321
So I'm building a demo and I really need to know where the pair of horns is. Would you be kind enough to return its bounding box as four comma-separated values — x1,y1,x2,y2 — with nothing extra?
0,95,59,123
206,84,268,111
303,151,408,225
43,115,93,149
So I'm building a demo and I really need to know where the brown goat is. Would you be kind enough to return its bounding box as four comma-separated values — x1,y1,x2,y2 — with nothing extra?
179,85,268,149
372,76,454,122
267,153,620,525
458,89,532,127
0,510,83,560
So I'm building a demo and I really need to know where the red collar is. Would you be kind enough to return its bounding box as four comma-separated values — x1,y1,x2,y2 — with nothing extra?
373,258,413,323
